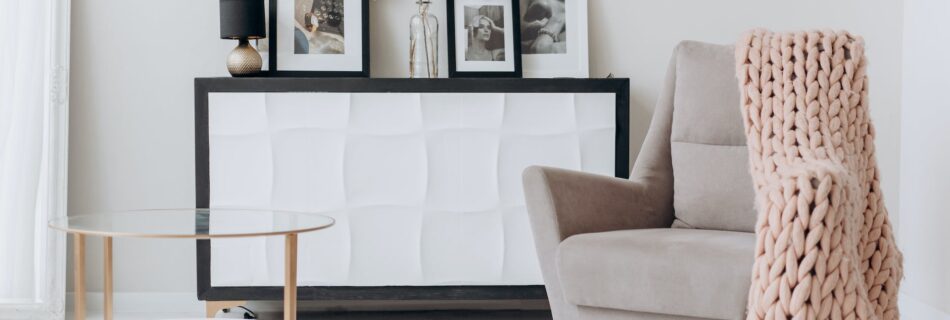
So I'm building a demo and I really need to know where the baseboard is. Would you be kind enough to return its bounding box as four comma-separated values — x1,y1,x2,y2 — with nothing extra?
65,292,204,314
0,303,62,320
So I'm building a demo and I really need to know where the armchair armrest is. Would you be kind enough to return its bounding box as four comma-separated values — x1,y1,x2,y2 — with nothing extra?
522,166,675,319
522,166,674,243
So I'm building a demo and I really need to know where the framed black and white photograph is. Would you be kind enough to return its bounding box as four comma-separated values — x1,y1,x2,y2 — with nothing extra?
268,0,369,76
519,0,588,78
447,0,522,77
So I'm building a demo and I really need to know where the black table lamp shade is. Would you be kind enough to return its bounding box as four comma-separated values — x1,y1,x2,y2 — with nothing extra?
220,0,266,39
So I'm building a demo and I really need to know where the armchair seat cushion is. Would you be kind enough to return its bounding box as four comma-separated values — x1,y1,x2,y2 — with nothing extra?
557,228,754,320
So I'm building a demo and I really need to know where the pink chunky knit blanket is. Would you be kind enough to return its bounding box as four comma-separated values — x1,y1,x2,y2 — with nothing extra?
735,30,902,319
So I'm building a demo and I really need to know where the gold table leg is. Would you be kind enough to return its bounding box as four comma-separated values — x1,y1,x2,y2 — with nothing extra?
103,237,113,320
73,234,86,320
284,233,298,320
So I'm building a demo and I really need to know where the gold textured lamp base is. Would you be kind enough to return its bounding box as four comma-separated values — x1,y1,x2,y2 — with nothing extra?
227,39,263,77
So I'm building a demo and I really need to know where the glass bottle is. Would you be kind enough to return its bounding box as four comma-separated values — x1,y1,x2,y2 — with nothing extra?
409,0,438,78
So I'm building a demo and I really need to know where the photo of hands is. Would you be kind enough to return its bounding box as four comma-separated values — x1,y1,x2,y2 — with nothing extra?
518,0,586,78
520,0,566,54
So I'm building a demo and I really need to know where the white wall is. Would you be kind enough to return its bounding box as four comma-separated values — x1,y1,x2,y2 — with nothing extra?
899,0,950,317
69,0,904,296
586,0,904,222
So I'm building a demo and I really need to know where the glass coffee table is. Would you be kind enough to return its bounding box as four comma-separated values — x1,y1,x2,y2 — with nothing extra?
48,208,334,320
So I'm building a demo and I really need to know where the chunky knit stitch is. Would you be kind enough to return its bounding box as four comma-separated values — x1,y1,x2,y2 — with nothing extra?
735,30,902,320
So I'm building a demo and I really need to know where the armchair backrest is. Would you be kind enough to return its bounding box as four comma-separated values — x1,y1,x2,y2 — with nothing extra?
631,41,756,232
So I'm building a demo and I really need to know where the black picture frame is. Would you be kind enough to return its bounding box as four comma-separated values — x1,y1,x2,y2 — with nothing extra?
267,0,370,77
194,77,630,303
447,0,523,78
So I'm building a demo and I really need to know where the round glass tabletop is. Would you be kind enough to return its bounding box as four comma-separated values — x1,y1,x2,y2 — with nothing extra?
48,208,334,239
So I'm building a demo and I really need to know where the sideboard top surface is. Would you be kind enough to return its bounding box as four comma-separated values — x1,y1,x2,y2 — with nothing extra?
195,77,630,94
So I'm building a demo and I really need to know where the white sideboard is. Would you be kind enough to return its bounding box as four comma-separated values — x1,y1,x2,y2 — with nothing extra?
195,78,629,301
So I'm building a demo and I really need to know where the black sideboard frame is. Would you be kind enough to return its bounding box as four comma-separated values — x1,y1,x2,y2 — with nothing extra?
194,77,630,302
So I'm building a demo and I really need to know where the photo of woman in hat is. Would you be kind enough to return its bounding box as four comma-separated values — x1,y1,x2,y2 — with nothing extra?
294,0,345,54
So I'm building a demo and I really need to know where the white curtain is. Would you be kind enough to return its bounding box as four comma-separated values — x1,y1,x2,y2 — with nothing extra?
0,0,69,318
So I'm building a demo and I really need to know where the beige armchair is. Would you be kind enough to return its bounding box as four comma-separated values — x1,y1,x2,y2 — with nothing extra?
523,41,756,320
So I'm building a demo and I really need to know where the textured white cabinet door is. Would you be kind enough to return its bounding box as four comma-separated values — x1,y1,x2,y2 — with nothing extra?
207,92,616,287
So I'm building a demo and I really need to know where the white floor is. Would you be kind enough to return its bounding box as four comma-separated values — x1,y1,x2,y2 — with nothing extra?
66,293,948,319
900,293,950,320
65,292,552,319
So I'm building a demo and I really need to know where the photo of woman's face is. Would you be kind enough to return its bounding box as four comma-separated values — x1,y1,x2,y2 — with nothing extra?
460,4,507,63
476,18,492,41
309,14,320,30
